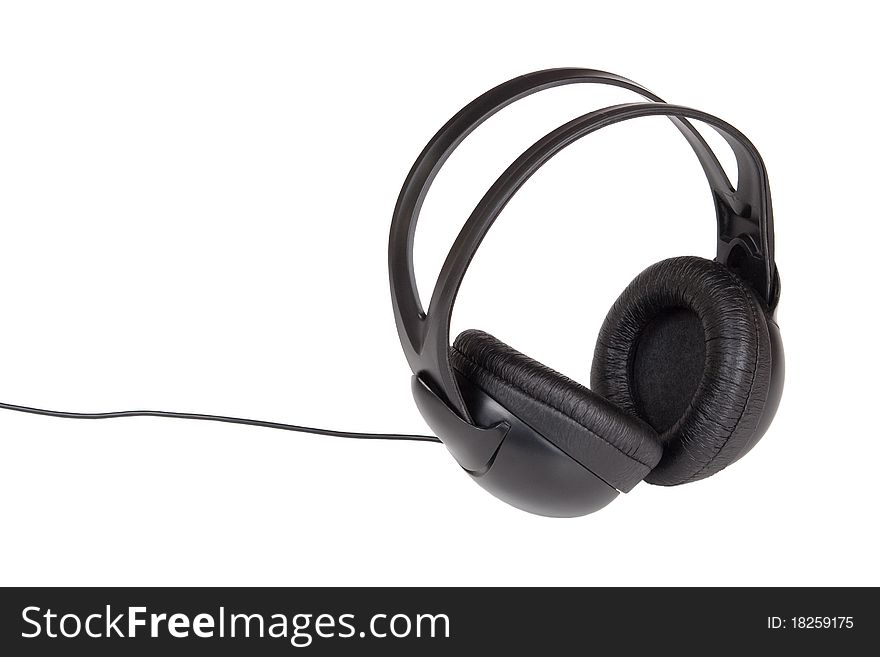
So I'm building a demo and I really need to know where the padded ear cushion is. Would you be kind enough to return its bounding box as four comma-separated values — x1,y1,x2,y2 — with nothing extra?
450,329,662,492
591,256,772,486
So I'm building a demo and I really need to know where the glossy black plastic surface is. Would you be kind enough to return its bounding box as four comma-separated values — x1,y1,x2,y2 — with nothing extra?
413,376,620,517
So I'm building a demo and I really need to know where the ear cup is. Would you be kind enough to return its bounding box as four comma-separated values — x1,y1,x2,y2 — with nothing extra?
591,256,773,486
450,329,662,491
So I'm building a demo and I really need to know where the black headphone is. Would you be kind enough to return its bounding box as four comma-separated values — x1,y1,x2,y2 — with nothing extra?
389,68,784,517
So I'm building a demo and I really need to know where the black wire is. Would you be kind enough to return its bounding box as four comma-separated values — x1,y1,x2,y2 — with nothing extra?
0,401,441,443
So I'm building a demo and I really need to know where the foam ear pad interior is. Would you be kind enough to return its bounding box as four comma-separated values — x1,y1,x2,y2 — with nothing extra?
450,329,662,492
591,256,772,486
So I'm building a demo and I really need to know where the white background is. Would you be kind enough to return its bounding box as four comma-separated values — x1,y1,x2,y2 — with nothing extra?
1,1,877,587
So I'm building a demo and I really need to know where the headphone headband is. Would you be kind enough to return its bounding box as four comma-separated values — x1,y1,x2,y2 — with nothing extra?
390,70,776,418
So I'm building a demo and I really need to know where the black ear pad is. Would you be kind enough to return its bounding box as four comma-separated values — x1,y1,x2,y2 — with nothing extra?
591,256,773,486
450,330,662,492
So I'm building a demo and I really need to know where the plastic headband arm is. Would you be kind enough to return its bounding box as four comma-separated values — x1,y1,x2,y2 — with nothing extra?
392,97,775,419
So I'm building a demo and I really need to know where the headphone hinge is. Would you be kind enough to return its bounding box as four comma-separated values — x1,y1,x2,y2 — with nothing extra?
715,195,773,306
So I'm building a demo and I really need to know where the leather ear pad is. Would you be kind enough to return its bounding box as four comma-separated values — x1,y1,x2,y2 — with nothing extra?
591,256,772,486
450,329,662,492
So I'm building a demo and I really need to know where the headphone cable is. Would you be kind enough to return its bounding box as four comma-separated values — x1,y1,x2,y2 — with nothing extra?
0,401,441,443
